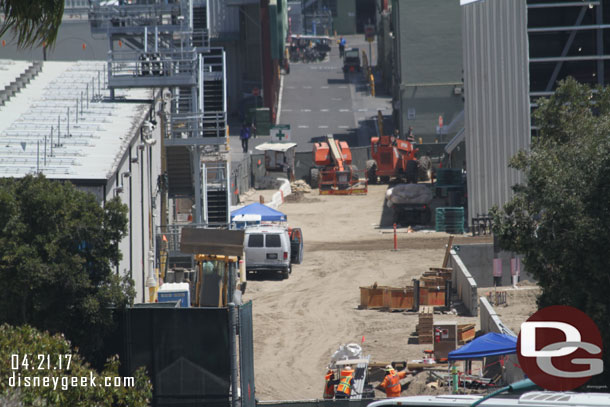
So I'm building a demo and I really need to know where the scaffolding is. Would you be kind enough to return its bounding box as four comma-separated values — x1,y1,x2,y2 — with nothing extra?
89,0,230,233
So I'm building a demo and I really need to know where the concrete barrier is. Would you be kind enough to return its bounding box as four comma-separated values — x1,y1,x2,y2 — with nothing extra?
448,250,478,316
479,297,524,384
268,178,291,209
479,297,516,336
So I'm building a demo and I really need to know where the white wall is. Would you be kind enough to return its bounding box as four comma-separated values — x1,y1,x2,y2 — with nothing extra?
106,116,162,304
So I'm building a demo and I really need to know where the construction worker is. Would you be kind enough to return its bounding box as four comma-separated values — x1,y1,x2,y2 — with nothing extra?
335,365,355,399
377,364,411,398
323,369,336,399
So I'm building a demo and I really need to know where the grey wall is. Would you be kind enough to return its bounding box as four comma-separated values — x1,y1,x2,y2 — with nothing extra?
479,297,525,385
448,250,478,317
462,0,531,223
479,297,516,336
392,0,463,141
453,243,534,288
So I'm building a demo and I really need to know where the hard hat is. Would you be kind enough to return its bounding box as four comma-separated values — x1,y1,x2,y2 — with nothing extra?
384,364,394,372
344,365,353,370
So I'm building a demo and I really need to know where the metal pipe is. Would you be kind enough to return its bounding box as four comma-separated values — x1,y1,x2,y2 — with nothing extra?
50,126,53,156
532,55,610,63
155,26,158,52
58,116,60,146
37,140,39,173
76,98,78,123
86,84,89,109
67,107,70,137
44,135,46,166
528,24,610,33
527,1,599,8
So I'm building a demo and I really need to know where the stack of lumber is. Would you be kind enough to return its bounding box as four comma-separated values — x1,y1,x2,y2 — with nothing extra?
458,323,475,345
418,306,434,344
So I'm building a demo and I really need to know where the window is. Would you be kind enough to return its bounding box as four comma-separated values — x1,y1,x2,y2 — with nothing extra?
248,234,264,247
265,234,281,248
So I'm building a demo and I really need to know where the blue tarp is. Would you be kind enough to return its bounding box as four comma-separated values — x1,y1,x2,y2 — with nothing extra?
448,332,517,360
230,203,287,222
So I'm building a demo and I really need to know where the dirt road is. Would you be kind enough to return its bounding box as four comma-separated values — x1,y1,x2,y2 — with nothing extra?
243,185,535,400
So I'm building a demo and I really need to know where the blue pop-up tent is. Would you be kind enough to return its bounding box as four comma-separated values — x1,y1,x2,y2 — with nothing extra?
230,203,287,222
448,332,517,360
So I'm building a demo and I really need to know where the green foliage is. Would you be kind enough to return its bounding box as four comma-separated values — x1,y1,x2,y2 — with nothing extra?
0,175,134,362
0,324,151,406
491,78,610,386
0,0,64,48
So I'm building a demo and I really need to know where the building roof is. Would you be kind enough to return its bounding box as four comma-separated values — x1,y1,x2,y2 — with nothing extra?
0,60,153,180
0,60,32,90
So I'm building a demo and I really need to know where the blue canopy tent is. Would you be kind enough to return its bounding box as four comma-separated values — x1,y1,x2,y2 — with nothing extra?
448,332,517,360
230,203,287,222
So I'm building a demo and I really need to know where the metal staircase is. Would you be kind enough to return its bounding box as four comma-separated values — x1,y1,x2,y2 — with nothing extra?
88,0,232,264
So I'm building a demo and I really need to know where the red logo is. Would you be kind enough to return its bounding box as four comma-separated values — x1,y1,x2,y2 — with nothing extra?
517,305,603,391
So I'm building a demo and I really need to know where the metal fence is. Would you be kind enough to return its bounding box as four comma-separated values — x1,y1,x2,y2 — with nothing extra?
239,302,256,407
258,399,377,407
112,308,231,407
231,155,252,205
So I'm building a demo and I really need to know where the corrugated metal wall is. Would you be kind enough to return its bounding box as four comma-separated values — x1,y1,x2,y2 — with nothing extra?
208,0,240,38
462,0,531,225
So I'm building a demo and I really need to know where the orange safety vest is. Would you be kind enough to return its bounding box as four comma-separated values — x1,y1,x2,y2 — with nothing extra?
384,372,401,398
336,374,352,395
323,372,335,399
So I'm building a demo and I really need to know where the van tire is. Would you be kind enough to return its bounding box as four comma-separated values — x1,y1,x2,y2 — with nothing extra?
282,265,291,280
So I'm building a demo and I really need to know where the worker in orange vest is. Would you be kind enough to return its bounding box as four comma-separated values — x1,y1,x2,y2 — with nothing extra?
335,365,355,399
377,364,411,398
323,369,336,399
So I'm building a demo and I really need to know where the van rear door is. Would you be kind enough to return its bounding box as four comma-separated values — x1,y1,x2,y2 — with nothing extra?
246,233,265,264
265,233,285,265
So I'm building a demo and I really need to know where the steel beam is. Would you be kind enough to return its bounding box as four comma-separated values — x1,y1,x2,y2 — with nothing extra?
544,6,588,92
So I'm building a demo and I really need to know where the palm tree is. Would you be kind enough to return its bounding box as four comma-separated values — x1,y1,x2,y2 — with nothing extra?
0,0,64,48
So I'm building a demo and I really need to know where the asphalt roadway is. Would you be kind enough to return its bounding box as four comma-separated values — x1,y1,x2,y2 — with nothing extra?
230,35,392,157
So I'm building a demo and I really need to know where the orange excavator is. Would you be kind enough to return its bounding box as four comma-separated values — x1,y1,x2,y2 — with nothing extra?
309,134,367,195
366,111,419,184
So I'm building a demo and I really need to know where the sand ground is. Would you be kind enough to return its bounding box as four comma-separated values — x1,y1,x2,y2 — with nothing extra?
240,185,538,400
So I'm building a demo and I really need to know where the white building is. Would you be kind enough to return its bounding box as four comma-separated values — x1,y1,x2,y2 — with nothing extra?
0,59,161,303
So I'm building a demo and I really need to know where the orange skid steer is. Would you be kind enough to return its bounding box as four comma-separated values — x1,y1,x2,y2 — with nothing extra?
309,135,367,195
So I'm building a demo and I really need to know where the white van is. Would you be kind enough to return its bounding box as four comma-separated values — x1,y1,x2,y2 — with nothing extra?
244,226,292,279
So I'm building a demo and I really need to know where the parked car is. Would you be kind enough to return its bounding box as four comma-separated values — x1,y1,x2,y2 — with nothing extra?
343,48,361,73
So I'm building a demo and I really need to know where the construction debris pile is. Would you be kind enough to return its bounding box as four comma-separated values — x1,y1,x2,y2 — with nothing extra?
291,180,312,193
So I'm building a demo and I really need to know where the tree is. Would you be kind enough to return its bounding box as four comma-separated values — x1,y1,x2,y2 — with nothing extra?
0,324,151,406
0,0,64,48
0,175,134,362
491,77,610,386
